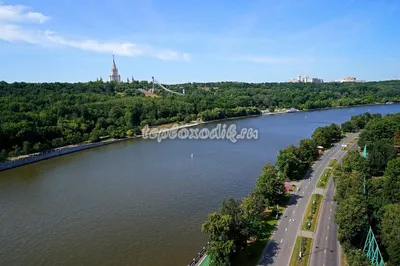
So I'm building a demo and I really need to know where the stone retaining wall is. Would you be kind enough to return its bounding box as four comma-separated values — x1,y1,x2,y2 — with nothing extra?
0,137,137,172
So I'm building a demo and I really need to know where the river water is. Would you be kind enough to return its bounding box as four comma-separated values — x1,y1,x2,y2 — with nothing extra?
1,104,399,266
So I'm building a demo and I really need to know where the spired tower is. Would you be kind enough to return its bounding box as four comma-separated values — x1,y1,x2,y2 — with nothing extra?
109,55,121,82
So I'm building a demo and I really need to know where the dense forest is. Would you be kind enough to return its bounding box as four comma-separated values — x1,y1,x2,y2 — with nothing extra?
335,113,400,266
1,80,400,161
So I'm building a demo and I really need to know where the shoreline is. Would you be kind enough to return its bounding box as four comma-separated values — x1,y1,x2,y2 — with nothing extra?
0,102,395,172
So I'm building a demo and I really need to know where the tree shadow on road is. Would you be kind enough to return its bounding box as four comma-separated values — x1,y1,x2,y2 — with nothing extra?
257,240,280,265
287,194,304,207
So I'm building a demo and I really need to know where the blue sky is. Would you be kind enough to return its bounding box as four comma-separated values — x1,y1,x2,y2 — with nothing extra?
0,0,399,83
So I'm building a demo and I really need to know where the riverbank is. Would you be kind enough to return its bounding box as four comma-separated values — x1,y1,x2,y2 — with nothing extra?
0,102,393,172
0,110,291,172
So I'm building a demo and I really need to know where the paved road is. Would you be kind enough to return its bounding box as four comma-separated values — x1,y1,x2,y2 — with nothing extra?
258,133,358,266
310,141,358,266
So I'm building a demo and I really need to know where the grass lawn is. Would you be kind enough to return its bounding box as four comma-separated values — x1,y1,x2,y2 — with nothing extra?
327,159,338,167
317,168,332,189
302,194,323,232
289,237,313,266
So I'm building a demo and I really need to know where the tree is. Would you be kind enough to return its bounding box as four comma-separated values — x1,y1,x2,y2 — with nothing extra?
242,190,266,237
220,197,249,251
366,139,397,176
345,247,371,266
334,171,364,203
383,157,400,204
202,213,234,266
275,146,303,180
0,149,8,162
22,141,32,154
335,194,368,246
366,178,387,235
312,128,330,147
256,164,285,205
341,150,367,174
242,190,266,222
381,204,400,265
298,138,318,164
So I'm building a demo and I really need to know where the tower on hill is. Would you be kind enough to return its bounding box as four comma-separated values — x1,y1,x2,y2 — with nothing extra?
109,55,121,82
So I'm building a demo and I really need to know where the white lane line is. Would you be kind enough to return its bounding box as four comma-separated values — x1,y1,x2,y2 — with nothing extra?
330,209,332,212
293,211,295,214
326,236,328,240
289,219,291,222
285,228,288,232
280,239,283,243
327,225,330,230
329,216,331,220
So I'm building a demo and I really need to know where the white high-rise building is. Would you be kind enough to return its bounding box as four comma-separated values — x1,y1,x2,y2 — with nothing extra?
109,55,121,82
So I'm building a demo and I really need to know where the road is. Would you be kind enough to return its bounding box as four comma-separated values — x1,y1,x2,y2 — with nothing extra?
310,141,358,266
258,133,358,266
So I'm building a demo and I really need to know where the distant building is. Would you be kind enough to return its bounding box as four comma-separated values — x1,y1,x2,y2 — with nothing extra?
288,75,323,83
340,77,366,83
109,55,121,82
308,78,324,83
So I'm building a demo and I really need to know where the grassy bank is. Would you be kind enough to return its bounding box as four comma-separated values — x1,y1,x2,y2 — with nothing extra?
317,168,332,189
327,159,338,167
289,236,313,266
302,194,323,232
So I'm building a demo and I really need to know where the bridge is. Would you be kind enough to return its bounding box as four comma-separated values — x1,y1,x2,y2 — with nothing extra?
151,77,185,95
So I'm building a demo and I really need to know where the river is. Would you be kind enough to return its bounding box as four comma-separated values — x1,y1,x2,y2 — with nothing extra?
1,104,399,266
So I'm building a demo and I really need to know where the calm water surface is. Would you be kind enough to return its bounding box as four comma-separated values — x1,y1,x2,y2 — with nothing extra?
1,104,400,266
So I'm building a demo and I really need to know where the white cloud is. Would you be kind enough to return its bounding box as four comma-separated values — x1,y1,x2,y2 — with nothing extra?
0,2,50,24
0,2,190,61
44,31,146,57
0,24,41,43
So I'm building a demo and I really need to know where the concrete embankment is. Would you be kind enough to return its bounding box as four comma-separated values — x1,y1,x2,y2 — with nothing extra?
0,137,139,172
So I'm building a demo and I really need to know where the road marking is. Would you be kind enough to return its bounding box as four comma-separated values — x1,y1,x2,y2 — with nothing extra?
280,239,283,243
326,237,328,240
289,219,291,222
329,216,331,220
296,203,298,206
324,249,327,254
327,225,330,229
330,209,332,212
285,228,288,231
293,211,295,214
